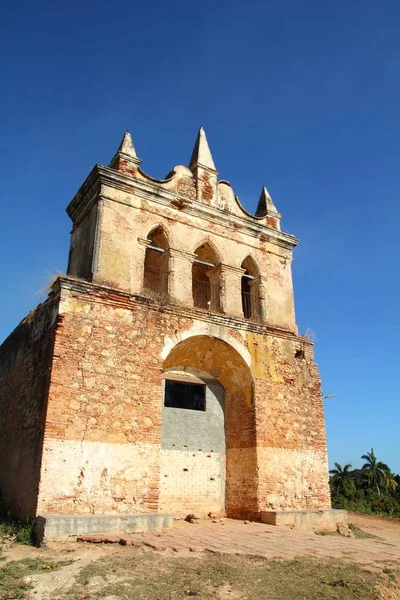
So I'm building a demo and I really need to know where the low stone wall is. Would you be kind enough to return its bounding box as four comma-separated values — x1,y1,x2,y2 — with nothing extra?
35,513,174,543
260,509,347,532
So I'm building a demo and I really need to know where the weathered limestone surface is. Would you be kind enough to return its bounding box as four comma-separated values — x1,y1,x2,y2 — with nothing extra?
36,513,173,543
0,298,59,519
29,278,330,519
160,380,225,516
260,509,347,532
0,127,333,528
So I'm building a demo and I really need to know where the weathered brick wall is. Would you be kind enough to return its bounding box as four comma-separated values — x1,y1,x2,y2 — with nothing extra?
159,451,225,516
93,189,297,332
37,285,165,515
160,381,225,516
36,278,330,519
0,298,58,519
1,132,332,523
249,335,331,511
162,329,258,518
67,177,297,333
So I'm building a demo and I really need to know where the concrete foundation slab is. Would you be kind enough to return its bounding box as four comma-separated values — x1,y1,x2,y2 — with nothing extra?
35,513,174,544
260,509,347,532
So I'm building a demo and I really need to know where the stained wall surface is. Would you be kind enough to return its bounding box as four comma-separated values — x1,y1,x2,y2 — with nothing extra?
160,375,225,516
33,279,330,520
0,131,332,522
92,191,297,332
67,204,98,281
160,377,226,515
0,298,58,519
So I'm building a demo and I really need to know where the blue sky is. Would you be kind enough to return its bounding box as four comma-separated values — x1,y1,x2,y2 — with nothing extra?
1,0,399,472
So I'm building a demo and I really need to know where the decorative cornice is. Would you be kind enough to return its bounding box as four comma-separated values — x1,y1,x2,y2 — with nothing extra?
168,248,197,261
189,163,218,176
207,264,246,279
66,165,298,251
66,165,101,225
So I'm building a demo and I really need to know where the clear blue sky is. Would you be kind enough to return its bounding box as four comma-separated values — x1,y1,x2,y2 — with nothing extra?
1,0,399,473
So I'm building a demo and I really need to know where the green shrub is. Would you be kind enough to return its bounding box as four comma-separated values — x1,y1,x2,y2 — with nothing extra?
0,519,35,545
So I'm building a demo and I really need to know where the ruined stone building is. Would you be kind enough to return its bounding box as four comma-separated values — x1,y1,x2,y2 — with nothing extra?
0,128,339,537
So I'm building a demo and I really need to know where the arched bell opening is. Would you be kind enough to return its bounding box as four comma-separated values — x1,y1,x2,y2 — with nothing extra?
241,256,261,321
143,226,169,298
192,243,221,312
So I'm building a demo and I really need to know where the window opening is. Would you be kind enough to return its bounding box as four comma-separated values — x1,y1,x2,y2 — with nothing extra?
241,275,252,319
241,257,261,321
164,380,206,411
144,228,169,298
192,243,221,311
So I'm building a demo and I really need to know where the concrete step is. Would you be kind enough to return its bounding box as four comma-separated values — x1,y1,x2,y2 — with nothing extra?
260,508,347,532
35,513,174,544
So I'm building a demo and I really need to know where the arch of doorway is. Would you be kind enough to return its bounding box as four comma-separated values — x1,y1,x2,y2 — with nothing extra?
160,334,259,520
161,322,251,367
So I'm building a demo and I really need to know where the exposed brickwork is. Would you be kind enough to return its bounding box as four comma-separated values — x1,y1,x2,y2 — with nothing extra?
159,449,225,516
0,298,59,519
29,278,330,519
201,172,214,203
266,216,279,229
113,158,138,177
0,128,332,524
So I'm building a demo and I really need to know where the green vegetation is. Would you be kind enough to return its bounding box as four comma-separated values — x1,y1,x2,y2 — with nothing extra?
0,557,72,600
330,448,400,518
347,523,379,539
0,520,35,545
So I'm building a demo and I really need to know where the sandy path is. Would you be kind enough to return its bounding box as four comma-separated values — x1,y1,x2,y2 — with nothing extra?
348,512,400,541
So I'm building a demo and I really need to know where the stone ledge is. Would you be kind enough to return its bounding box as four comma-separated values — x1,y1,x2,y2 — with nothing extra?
35,513,174,544
52,275,301,340
260,509,347,532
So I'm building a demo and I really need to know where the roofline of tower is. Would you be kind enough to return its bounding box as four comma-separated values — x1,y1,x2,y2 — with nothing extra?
66,164,298,250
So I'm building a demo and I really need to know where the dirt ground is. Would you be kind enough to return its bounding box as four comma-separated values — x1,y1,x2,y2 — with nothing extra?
1,513,399,600
347,512,400,541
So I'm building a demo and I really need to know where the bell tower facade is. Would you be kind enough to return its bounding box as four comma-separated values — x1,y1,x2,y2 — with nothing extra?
0,127,343,539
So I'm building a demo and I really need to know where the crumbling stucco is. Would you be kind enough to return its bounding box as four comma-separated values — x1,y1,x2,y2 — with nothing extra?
0,128,331,521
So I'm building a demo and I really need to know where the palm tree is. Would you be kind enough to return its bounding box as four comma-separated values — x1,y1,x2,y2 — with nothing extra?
384,470,398,494
361,448,388,495
329,462,353,494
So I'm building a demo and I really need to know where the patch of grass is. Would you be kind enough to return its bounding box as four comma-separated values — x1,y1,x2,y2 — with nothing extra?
348,523,380,540
0,520,35,545
54,549,387,600
383,567,397,582
0,557,72,600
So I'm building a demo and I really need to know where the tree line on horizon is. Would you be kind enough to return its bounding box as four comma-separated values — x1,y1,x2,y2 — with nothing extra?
329,448,400,518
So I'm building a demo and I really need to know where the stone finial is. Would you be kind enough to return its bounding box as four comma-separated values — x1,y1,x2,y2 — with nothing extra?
189,127,217,172
109,131,142,172
117,132,138,159
255,185,279,217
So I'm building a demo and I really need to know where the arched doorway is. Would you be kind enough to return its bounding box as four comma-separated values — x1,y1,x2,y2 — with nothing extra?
159,335,258,519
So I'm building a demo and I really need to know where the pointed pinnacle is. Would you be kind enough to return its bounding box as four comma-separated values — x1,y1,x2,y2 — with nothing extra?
117,131,138,159
189,126,217,171
255,185,278,217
